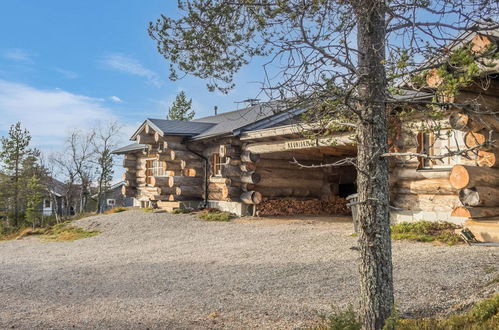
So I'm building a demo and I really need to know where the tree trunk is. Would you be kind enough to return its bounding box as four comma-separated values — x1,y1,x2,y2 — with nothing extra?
355,2,394,329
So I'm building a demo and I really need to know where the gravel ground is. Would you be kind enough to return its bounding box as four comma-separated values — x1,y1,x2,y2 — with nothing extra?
0,210,498,329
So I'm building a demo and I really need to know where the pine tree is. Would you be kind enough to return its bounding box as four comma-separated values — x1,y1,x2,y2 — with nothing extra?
0,122,38,227
167,91,195,121
25,175,43,229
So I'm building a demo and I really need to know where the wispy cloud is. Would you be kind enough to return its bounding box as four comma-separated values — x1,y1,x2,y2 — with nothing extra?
54,67,78,79
0,80,129,151
3,48,35,63
101,53,161,87
109,95,123,103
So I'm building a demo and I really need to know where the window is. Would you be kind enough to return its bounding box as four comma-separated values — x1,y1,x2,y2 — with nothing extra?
43,199,51,208
417,129,464,170
107,199,116,206
211,153,226,177
146,159,166,184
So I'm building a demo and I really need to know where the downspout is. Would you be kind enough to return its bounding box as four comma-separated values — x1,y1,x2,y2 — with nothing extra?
184,139,209,208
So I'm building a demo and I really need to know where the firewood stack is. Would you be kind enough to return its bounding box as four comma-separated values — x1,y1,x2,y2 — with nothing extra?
447,111,499,219
258,196,350,216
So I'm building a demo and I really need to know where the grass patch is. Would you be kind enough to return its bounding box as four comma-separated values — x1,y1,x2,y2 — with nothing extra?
172,208,192,214
199,209,233,222
142,207,154,213
39,222,99,241
391,221,462,245
312,294,499,330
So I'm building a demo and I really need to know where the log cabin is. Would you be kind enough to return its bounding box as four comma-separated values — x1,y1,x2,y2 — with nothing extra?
113,29,499,242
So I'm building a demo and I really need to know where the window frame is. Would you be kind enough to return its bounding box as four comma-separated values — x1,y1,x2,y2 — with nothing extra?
417,129,463,170
211,153,226,177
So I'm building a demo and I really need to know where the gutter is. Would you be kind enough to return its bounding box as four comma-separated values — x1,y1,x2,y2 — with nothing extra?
183,139,209,208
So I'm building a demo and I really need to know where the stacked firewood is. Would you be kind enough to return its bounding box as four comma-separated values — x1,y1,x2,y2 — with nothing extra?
448,112,499,218
257,196,350,216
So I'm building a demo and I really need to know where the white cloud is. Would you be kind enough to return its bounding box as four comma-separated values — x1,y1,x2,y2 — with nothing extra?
0,80,123,151
109,95,123,103
54,68,78,79
3,48,35,63
101,53,161,87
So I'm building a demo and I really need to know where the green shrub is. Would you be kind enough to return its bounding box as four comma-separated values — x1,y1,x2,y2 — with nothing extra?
199,210,232,222
313,305,361,330
391,221,462,245
398,294,499,329
313,295,499,330
172,208,192,214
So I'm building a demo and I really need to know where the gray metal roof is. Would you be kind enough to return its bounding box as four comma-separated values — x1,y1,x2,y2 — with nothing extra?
191,102,298,140
147,118,216,136
111,143,147,154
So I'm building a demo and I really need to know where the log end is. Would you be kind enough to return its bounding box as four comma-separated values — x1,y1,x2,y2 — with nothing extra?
449,165,470,189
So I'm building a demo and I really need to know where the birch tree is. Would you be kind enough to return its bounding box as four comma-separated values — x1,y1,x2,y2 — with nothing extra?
149,1,498,328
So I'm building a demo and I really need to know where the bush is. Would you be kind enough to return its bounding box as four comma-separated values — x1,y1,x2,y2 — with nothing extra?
391,221,462,245
199,210,232,222
313,295,499,329
172,208,192,214
314,305,361,330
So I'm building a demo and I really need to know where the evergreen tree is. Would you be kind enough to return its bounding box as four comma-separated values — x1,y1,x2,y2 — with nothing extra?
25,175,44,229
167,91,195,121
0,122,38,227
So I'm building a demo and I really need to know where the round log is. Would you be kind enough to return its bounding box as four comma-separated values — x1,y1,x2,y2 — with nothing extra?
258,176,323,188
225,156,241,166
222,186,242,199
241,150,260,163
137,134,155,145
392,194,462,211
392,166,451,181
175,186,203,197
165,161,182,171
121,185,136,196
477,150,498,168
205,191,225,200
240,191,263,204
257,168,324,180
182,168,201,177
123,159,136,168
241,171,261,184
165,170,181,177
449,165,499,189
240,163,256,172
170,150,199,160
156,154,172,161
152,194,170,201
180,159,204,169
122,172,135,181
464,131,499,151
164,140,186,150
241,183,255,192
459,186,499,207
254,159,302,169
168,176,203,188
449,111,470,131
153,132,162,143
396,178,457,195
451,206,499,218
150,176,169,187
221,165,242,177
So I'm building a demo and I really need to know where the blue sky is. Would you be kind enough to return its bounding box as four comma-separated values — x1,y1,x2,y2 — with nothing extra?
0,1,264,152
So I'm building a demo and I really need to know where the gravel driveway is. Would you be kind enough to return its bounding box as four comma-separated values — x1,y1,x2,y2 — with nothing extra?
0,210,497,329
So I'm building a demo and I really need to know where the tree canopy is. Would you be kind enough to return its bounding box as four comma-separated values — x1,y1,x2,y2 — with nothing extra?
167,91,195,121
